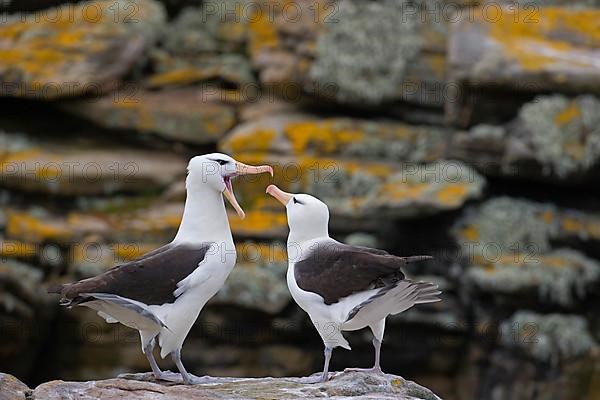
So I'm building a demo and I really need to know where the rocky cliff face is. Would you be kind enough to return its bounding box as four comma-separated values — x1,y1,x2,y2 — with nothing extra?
0,1,599,400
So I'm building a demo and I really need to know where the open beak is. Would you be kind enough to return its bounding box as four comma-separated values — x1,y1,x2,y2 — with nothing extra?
224,161,273,219
266,184,293,206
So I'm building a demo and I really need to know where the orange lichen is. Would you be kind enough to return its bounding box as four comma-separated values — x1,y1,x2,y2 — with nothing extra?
248,11,279,57
6,211,72,243
147,68,219,87
0,0,157,97
460,225,480,241
380,182,429,201
226,129,276,154
540,210,554,224
113,243,160,260
0,240,37,259
436,183,468,206
284,121,364,154
561,217,583,233
554,104,581,126
485,8,600,71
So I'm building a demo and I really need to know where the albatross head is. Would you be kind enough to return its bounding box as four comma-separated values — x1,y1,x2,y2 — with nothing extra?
266,184,329,242
187,153,273,219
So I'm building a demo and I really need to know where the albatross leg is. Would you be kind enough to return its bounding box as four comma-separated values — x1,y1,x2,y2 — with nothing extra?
289,346,333,384
170,348,217,385
346,319,385,375
143,340,182,383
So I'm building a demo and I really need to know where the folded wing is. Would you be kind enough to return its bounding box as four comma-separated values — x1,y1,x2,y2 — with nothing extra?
52,242,210,307
294,241,433,305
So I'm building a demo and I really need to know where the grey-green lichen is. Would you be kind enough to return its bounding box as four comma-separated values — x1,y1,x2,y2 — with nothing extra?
467,248,600,306
344,123,446,163
500,311,597,365
455,197,558,254
308,0,422,104
162,1,248,54
304,168,380,202
469,124,507,141
516,95,600,177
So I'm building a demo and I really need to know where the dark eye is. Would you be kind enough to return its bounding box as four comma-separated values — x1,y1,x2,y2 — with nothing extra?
293,197,302,205
213,159,228,166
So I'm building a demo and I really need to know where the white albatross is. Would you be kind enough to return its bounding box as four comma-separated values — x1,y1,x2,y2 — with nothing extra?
49,153,272,385
266,185,441,383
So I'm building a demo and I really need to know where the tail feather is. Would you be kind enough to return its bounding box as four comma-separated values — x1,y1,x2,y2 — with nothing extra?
346,280,442,322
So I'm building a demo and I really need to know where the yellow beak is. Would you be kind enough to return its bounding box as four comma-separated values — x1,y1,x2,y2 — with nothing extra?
266,184,293,206
224,162,273,219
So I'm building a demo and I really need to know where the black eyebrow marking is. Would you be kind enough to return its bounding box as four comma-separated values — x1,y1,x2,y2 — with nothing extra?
293,197,303,205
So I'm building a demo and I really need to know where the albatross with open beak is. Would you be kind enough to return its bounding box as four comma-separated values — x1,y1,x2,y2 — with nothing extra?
266,185,441,383
49,153,272,385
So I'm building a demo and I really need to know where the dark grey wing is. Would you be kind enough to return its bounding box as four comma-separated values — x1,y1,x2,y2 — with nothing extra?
60,243,210,306
294,241,432,305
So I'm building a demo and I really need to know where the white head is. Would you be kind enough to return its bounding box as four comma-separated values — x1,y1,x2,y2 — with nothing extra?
266,184,329,243
186,153,273,219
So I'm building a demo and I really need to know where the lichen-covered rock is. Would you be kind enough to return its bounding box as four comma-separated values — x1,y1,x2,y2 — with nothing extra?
247,0,451,108
453,197,600,255
0,373,30,400
230,153,484,221
60,87,236,144
466,248,600,306
512,95,600,178
221,114,481,220
454,197,600,306
308,0,421,104
448,7,600,125
0,131,186,195
147,1,256,89
221,114,448,162
29,371,442,399
0,0,166,99
451,95,600,181
500,311,597,365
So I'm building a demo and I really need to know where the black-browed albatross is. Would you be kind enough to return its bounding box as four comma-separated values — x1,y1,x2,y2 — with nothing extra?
49,153,273,385
266,185,441,383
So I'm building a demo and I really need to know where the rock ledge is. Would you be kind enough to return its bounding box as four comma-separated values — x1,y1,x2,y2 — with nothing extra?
1,371,442,400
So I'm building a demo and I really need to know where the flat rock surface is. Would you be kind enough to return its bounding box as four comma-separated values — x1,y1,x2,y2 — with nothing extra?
28,371,442,399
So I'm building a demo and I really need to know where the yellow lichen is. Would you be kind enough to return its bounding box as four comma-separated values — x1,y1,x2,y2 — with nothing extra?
461,225,480,241
380,182,429,201
147,68,219,87
485,8,600,71
436,183,468,206
6,211,72,243
226,129,276,154
540,210,554,224
554,103,581,126
561,217,583,233
0,240,37,259
248,11,279,57
112,243,160,260
284,121,364,154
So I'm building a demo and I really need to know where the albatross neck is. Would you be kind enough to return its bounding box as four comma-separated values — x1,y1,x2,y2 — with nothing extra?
173,182,232,245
